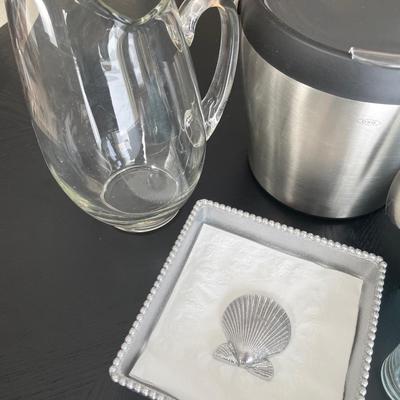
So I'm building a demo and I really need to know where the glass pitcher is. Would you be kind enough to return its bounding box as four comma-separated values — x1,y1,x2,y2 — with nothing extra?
6,0,239,232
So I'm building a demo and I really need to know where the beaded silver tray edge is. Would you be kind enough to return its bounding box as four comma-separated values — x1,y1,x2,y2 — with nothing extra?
109,199,387,400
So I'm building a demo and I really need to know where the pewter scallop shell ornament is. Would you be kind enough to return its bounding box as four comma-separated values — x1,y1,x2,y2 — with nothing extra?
213,294,291,381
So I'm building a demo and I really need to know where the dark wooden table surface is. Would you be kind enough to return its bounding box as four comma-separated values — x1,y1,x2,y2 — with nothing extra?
1,12,399,400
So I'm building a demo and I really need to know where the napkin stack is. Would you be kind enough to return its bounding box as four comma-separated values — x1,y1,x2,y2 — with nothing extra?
131,224,362,400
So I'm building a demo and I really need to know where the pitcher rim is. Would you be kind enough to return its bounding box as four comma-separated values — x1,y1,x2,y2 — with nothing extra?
96,0,172,25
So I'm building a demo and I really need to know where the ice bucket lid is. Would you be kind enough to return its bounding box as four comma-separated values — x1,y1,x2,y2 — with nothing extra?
240,0,400,104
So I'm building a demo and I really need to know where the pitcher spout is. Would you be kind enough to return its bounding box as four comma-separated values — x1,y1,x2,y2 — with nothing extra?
81,0,166,25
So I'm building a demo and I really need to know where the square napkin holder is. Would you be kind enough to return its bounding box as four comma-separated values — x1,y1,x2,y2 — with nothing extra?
109,200,386,400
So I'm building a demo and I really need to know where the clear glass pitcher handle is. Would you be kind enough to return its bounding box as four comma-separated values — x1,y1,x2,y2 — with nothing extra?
179,0,240,140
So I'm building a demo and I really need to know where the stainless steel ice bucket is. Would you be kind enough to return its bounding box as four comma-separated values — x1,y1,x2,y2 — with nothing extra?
240,0,400,219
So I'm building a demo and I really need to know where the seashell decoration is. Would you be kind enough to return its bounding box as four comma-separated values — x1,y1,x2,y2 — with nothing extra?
213,294,291,381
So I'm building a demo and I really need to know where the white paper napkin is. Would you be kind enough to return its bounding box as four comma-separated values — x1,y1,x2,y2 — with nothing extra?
131,224,362,400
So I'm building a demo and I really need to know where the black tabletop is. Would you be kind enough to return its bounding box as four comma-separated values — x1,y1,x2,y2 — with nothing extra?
1,11,399,400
